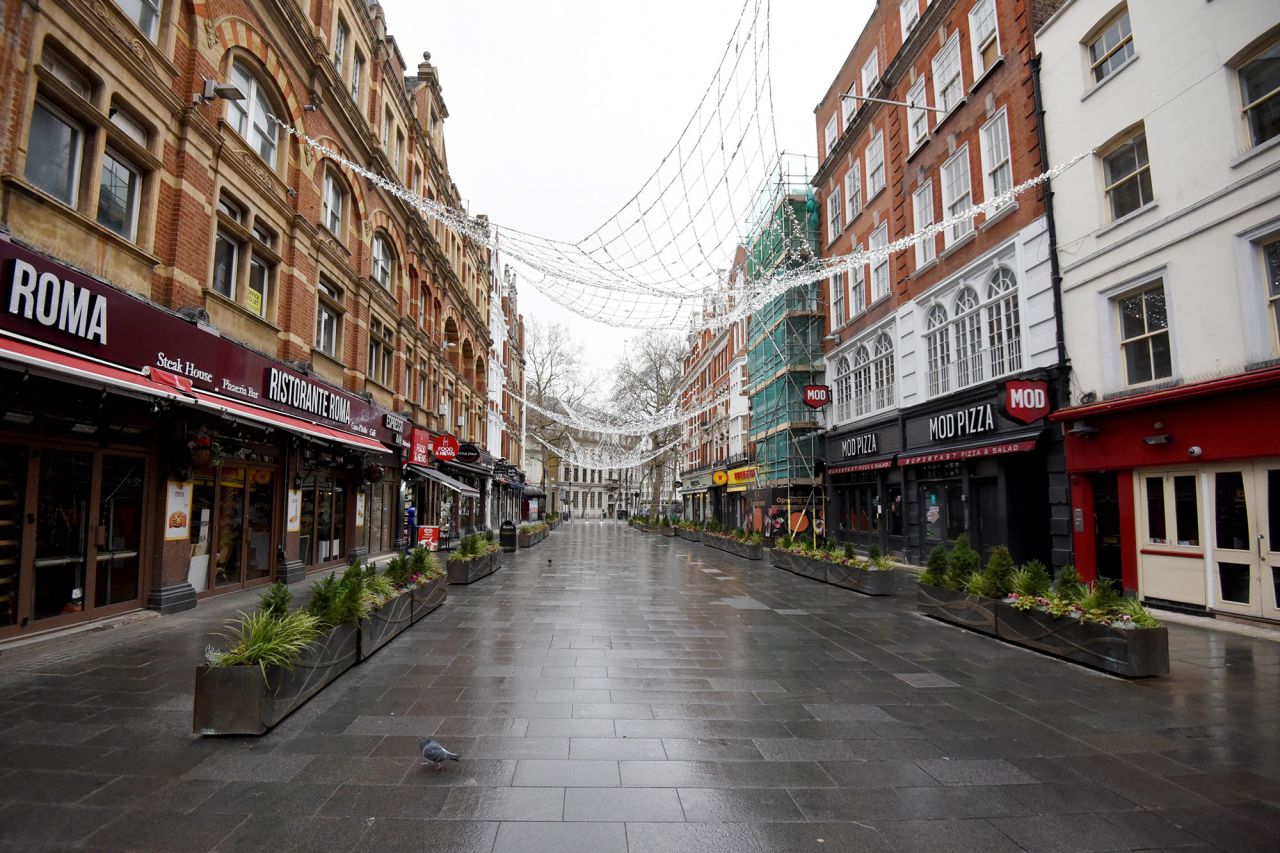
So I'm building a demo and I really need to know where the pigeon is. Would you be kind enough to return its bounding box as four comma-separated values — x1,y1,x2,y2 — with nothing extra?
418,737,460,770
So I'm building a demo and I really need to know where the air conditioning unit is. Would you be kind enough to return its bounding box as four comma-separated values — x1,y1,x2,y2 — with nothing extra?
438,403,448,416
456,415,465,428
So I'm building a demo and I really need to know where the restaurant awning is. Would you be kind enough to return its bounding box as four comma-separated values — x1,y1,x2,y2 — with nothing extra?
190,390,387,454
522,484,546,498
897,430,1042,467
406,464,480,498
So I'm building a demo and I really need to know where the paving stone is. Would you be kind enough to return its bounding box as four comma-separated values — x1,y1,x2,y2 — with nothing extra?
563,786,684,821
512,759,620,787
677,787,806,822
492,820,626,853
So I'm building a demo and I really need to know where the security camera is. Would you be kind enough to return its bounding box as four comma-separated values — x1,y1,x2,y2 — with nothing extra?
1188,446,1203,457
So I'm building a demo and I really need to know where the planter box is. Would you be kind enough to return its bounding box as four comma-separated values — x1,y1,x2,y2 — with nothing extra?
660,527,676,537
409,576,447,624
676,528,702,542
193,623,358,736
915,583,999,636
702,535,762,561
995,602,1170,678
446,551,501,584
770,551,894,596
358,588,415,661
518,528,547,547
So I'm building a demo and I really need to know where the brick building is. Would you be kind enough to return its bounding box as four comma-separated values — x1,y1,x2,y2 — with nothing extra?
813,0,1069,566
0,0,499,639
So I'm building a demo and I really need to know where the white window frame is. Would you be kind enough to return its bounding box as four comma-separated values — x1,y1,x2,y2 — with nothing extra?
1102,130,1153,221
1239,37,1280,149
26,99,83,207
979,108,1012,211
97,149,141,240
907,76,929,150
316,280,343,358
845,162,862,222
824,114,839,158
932,33,964,115
872,332,896,412
372,234,393,289
322,171,344,236
1265,237,1280,351
900,0,920,38
825,184,843,243
212,229,239,300
851,243,867,316
853,345,872,416
841,84,858,127
351,52,364,103
865,131,885,197
1117,281,1173,387
925,304,951,396
247,255,271,319
861,50,880,96
368,315,394,387
227,60,279,167
913,180,936,268
953,286,984,388
333,16,348,77
831,271,846,329
985,267,1022,378
941,144,973,246
870,224,889,301
1088,8,1134,85
116,0,161,42
968,0,1001,77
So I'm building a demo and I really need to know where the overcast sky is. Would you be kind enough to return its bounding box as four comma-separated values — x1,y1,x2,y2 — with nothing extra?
380,0,874,385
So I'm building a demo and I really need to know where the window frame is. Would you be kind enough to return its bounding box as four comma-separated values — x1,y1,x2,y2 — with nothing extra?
941,144,973,246
825,184,843,243
979,107,1012,211
351,52,365,104
333,16,348,77
316,279,344,358
865,131,886,197
322,170,344,236
872,332,896,412
870,224,889,301
26,98,84,208
968,0,1001,77
1116,280,1173,387
925,303,951,396
1237,36,1280,149
913,179,936,268
824,114,838,158
985,267,1022,378
841,84,858,127
372,233,394,290
861,49,880,96
932,32,964,116
1264,237,1280,351
845,161,862,221
116,0,161,42
907,76,929,150
227,59,280,168
1102,129,1153,221
97,148,142,240
831,271,846,330
850,243,867,316
900,0,920,38
367,314,395,387
1088,7,1135,85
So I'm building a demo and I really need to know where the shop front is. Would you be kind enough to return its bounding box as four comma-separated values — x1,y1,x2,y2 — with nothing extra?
490,460,525,528
898,376,1064,567
726,465,755,530
440,442,492,536
1053,367,1280,620
825,417,902,556
403,428,479,550
680,470,712,521
0,239,403,638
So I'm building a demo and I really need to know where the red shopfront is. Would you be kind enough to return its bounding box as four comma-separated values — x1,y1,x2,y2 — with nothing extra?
0,239,402,637
1053,368,1280,622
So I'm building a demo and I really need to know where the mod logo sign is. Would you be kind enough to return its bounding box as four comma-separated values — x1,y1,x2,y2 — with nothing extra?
1002,379,1051,424
803,384,832,409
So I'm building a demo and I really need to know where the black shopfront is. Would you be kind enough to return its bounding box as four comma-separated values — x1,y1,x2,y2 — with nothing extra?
825,416,903,557
897,374,1067,567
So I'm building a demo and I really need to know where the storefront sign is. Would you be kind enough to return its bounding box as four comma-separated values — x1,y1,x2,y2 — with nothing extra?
839,432,878,458
433,434,460,461
929,403,995,441
408,427,432,465
286,489,302,532
712,469,728,486
1002,379,1051,424
0,243,400,443
164,481,192,541
418,525,441,551
728,466,756,485
455,442,481,464
898,438,1037,467
383,412,407,433
682,472,711,491
355,493,366,527
828,459,895,475
803,384,831,409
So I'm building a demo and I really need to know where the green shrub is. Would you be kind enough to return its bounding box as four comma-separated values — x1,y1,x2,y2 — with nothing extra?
1113,596,1160,628
1077,578,1122,623
920,544,949,586
1053,564,1086,601
777,534,793,550
869,554,894,572
842,543,855,559
868,544,882,560
943,534,980,591
983,546,1016,598
749,531,762,545
1011,560,1051,597
209,608,322,681
259,581,292,620
383,554,411,588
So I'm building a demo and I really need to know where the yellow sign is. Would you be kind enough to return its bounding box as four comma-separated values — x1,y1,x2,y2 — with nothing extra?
712,469,728,486
726,466,755,493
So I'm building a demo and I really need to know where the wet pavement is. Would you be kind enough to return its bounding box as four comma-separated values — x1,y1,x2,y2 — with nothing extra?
1,521,1279,851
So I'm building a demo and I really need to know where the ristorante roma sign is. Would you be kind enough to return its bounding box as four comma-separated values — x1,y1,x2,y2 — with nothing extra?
0,242,397,442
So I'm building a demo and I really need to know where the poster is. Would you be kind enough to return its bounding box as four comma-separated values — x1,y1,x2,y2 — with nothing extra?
355,492,366,527
165,481,193,541
286,489,301,532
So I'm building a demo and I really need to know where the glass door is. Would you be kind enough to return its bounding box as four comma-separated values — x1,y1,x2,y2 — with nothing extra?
95,455,144,608
33,449,93,620
1257,464,1280,622
0,444,28,628
1210,462,1280,620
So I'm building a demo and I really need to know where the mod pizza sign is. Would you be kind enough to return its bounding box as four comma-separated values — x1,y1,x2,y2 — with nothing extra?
803,384,832,409
1002,379,1051,424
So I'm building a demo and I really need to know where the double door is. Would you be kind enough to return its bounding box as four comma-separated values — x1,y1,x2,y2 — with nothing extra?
187,465,277,593
1210,462,1280,620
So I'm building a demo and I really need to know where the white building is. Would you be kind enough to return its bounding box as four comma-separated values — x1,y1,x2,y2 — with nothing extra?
1039,0,1280,620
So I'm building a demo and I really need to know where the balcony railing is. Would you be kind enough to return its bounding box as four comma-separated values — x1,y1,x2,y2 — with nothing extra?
925,340,1023,398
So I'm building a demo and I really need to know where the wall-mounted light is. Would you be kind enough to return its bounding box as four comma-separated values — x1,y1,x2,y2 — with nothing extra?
1143,433,1173,446
193,78,245,106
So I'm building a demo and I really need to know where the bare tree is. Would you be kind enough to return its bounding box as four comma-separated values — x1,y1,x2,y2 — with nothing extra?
525,318,585,490
611,333,686,514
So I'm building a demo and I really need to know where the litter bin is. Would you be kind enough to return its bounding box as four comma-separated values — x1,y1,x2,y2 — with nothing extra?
499,520,517,552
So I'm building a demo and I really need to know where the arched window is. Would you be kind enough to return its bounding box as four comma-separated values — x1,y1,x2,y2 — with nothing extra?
872,332,895,411
926,304,951,396
227,60,279,166
986,267,1022,377
852,346,872,416
953,286,983,388
322,168,345,236
372,233,393,290
835,356,852,421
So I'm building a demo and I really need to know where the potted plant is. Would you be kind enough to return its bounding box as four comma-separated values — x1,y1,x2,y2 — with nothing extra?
446,532,502,584
702,524,763,560
676,519,703,542
659,517,676,537
518,521,549,547
915,535,997,635
770,538,896,595
405,545,448,622
996,566,1169,677
358,549,446,659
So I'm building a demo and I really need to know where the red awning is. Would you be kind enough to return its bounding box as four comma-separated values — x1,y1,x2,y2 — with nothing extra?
0,333,196,402
190,390,386,453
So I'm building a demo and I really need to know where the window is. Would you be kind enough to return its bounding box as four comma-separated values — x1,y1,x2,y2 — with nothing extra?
824,115,838,158
211,194,276,319
925,304,951,396
900,0,920,37
26,100,83,206
831,271,846,329
841,84,858,127
322,170,344,235
954,287,983,387
1103,131,1152,220
870,224,889,300
1267,239,1280,348
845,162,862,221
246,256,271,319
862,50,879,96
825,185,843,242
395,131,405,174
1173,475,1200,546
872,333,895,411
316,279,343,357
227,61,279,166
116,0,160,40
865,131,885,197
913,180,936,267
333,17,348,76
368,315,394,386
418,357,428,404
969,0,1000,76
212,228,238,299
351,53,364,103
907,76,929,149
97,151,141,239
1145,476,1168,543
986,268,1022,377
853,345,872,416
835,356,853,421
383,110,393,148
1118,282,1171,385
1089,8,1134,84
851,244,867,315
979,109,1012,210
1239,38,1280,148
372,233,393,289
933,33,964,114
942,145,973,245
